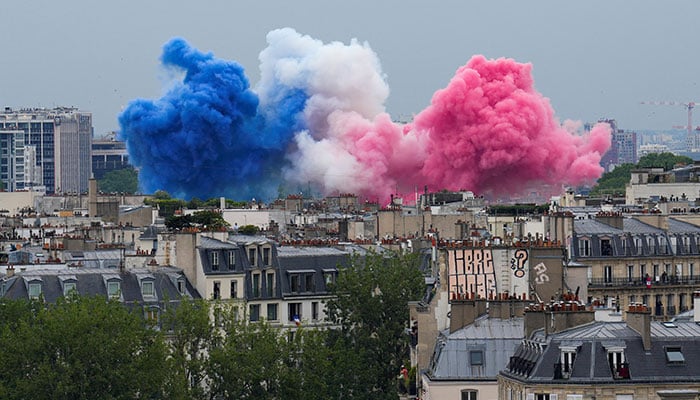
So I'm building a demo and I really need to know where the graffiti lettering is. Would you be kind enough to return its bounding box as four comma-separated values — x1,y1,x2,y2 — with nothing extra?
533,262,550,285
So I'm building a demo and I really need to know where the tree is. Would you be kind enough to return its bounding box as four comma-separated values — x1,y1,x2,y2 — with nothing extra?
97,167,139,193
636,152,692,170
162,298,218,400
590,153,694,196
0,296,170,400
324,251,425,399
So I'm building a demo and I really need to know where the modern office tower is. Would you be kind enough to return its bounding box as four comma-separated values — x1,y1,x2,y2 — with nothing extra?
92,132,130,180
0,107,92,194
594,119,637,171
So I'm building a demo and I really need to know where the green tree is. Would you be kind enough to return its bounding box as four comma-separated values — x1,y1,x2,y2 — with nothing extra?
146,190,186,218
208,320,287,399
324,251,425,399
97,167,138,193
0,296,169,400
590,153,694,196
162,298,218,400
238,224,259,235
637,152,692,170
589,163,635,197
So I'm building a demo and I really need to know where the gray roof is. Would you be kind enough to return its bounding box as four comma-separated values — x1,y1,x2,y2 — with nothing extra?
1,266,200,303
622,218,664,234
574,219,624,235
428,316,524,381
667,218,700,234
504,320,700,384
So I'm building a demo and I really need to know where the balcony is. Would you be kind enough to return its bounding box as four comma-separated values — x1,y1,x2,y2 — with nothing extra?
589,276,699,288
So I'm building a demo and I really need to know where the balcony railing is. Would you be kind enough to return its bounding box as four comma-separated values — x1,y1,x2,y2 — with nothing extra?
589,276,699,287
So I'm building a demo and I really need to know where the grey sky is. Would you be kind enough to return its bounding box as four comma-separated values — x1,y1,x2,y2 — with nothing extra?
1,0,699,136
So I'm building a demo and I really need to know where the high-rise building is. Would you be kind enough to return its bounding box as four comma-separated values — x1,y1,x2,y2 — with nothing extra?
594,119,637,171
92,132,130,180
0,107,92,194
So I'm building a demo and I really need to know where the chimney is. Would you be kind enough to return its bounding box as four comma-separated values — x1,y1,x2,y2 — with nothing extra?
524,301,595,338
694,291,700,324
626,304,652,351
220,196,226,210
488,297,527,319
450,297,487,333
6,265,15,278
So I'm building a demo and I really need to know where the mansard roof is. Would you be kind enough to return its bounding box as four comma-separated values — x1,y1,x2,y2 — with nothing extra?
428,315,524,380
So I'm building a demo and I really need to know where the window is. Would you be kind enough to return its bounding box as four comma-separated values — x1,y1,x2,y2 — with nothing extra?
252,273,260,298
228,250,236,267
230,280,238,299
63,282,77,296
249,304,260,322
604,265,613,283
263,247,271,266
266,272,275,297
635,237,643,255
248,248,256,266
141,281,155,297
324,271,336,286
177,279,185,295
578,238,590,257
690,263,695,278
627,265,633,282
211,251,219,270
470,350,484,366
639,264,646,280
312,301,319,321
28,282,42,299
461,390,477,400
665,346,685,364
620,236,627,255
289,302,302,322
213,281,221,300
305,273,315,292
144,307,159,324
566,396,583,400
107,281,120,299
659,236,668,254
290,274,300,293
648,236,656,255
601,238,612,256
267,303,278,321
653,264,659,280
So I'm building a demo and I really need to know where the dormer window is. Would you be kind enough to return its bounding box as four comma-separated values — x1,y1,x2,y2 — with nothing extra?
262,247,271,266
63,282,77,296
228,250,236,267
28,282,42,300
578,238,590,257
211,251,219,271
177,279,185,295
142,281,155,298
603,343,629,379
59,275,78,297
600,238,613,256
248,248,257,266
557,344,580,379
665,346,684,364
107,281,121,299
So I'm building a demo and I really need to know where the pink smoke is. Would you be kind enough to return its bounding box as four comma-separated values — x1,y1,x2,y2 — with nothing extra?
278,31,612,203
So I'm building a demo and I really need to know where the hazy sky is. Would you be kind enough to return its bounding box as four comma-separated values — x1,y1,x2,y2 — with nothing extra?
1,0,699,136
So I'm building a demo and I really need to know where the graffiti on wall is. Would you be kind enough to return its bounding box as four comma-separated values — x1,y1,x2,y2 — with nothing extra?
448,248,529,299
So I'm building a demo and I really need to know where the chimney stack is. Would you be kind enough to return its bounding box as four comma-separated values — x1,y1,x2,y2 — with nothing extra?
626,304,652,351
450,297,487,333
6,265,15,278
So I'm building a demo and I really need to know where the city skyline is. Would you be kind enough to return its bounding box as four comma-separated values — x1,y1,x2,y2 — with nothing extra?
1,1,699,137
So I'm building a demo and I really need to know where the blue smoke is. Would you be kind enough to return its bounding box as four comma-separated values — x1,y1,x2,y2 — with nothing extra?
118,38,307,200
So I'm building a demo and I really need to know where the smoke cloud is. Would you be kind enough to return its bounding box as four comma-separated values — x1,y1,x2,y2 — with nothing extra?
119,28,611,203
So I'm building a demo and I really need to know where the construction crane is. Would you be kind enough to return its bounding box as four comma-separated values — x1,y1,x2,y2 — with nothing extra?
641,100,700,152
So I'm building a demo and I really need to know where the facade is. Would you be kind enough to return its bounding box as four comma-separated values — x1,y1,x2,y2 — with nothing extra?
598,119,637,171
499,305,700,400
175,232,352,329
0,107,92,194
626,166,700,205
91,133,130,180
569,212,700,320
